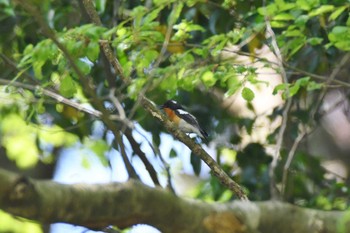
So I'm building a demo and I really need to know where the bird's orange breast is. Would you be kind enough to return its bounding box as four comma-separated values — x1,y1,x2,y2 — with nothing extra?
164,108,181,124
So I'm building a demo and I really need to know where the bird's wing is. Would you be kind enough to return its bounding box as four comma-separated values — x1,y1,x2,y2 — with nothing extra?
175,109,208,139
175,109,201,127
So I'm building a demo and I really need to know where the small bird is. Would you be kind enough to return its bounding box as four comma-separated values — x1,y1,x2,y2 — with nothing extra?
160,100,208,140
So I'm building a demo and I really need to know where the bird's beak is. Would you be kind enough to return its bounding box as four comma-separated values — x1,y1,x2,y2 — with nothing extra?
158,104,164,109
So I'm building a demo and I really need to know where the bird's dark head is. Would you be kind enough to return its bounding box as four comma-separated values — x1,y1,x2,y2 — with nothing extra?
160,100,184,110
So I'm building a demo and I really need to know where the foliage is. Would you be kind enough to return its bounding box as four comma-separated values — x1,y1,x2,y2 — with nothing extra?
1,0,350,231
0,210,42,233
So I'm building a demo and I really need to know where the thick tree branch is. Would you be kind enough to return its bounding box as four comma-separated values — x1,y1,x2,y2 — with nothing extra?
0,168,349,233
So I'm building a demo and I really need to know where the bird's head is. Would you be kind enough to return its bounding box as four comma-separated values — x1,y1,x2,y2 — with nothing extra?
160,100,184,110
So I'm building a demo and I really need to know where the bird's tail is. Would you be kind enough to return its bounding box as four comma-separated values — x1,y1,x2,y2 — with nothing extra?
200,129,209,142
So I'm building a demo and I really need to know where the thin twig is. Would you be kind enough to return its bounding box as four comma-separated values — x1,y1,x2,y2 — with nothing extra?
124,129,161,186
156,145,176,194
281,131,306,198
81,0,130,84
115,132,140,180
0,78,133,127
310,53,350,120
133,127,176,194
109,88,126,120
153,3,177,68
264,8,291,200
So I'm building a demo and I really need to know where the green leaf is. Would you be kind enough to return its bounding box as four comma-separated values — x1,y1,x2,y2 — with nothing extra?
286,37,306,58
284,29,304,37
86,42,100,61
273,83,288,95
329,6,347,21
85,138,109,167
127,78,147,99
242,87,255,101
257,4,278,17
1,114,39,168
307,37,323,45
296,0,318,11
328,26,350,51
190,153,201,176
271,21,288,28
225,75,241,96
295,76,310,86
143,6,164,24
289,82,301,96
178,74,196,91
168,2,184,24
130,6,147,28
288,77,309,96
76,58,92,75
307,81,323,91
60,73,77,98
0,210,42,233
309,5,335,17
295,15,309,26
38,125,78,147
273,13,295,21
201,70,216,87
32,60,45,80
95,0,107,14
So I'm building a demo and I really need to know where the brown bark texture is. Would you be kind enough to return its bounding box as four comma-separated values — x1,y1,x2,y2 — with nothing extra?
0,168,349,233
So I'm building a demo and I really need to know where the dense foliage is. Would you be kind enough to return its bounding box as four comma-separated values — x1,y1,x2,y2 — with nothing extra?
1,0,350,231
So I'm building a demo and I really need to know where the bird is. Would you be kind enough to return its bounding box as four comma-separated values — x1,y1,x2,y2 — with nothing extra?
160,100,208,140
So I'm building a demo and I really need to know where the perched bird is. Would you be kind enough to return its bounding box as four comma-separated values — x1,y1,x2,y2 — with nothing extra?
160,100,208,140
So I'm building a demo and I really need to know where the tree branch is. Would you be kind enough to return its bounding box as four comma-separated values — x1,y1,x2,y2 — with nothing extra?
0,78,133,127
0,168,348,233
141,98,248,200
264,7,291,200
81,0,130,84
124,129,161,186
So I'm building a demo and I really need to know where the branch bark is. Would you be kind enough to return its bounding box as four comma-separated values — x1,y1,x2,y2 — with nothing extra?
141,98,248,200
0,168,349,233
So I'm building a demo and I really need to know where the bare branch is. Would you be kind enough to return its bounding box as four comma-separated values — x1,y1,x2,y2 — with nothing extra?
311,53,350,120
114,132,140,180
281,131,306,198
264,10,291,200
0,78,133,127
81,0,130,84
124,129,161,186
